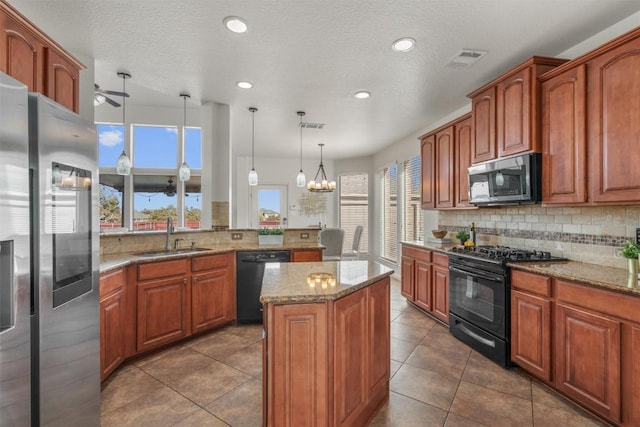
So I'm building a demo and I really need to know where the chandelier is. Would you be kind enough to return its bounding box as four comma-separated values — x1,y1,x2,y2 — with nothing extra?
307,143,336,192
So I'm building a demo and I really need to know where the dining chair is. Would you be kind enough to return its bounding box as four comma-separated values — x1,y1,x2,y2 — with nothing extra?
320,228,344,261
341,225,363,260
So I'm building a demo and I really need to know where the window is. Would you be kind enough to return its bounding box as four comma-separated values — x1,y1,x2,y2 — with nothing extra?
382,163,398,262
133,125,178,168
98,124,124,167
339,173,368,254
403,156,424,242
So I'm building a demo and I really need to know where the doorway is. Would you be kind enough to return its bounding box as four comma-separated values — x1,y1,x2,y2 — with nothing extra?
250,185,288,228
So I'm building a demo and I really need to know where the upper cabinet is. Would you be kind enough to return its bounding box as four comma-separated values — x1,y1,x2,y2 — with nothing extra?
420,113,474,210
468,57,567,163
0,1,83,112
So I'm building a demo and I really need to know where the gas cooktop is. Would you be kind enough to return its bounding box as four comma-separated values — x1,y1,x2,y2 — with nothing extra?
449,245,568,264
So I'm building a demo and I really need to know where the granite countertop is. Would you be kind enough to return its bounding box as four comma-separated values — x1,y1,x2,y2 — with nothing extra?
260,260,394,304
401,240,456,253
100,242,325,273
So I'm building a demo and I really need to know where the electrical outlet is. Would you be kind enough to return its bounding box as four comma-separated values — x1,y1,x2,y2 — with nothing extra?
636,228,640,245
300,232,309,239
231,232,243,240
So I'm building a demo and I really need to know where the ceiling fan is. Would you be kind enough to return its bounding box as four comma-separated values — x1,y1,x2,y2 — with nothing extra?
164,178,176,197
94,83,129,107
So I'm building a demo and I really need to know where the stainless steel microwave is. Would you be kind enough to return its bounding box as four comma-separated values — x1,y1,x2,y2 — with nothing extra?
468,152,541,206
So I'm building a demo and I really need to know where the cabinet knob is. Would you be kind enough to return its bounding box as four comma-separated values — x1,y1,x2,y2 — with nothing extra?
192,277,197,285
184,277,188,285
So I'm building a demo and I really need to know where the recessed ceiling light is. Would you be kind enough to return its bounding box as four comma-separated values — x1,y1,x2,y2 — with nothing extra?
392,37,415,52
236,81,253,89
353,91,371,99
224,16,248,33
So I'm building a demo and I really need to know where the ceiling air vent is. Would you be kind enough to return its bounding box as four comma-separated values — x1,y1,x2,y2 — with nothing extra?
446,49,487,68
300,122,326,129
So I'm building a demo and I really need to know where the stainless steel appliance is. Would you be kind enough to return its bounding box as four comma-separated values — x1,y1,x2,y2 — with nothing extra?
0,72,100,426
448,246,566,367
236,251,291,323
468,152,541,206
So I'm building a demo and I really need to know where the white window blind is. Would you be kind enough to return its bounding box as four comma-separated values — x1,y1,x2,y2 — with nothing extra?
403,156,424,242
382,164,398,262
339,173,368,253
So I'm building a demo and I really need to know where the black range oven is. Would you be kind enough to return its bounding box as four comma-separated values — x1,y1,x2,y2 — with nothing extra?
448,246,566,367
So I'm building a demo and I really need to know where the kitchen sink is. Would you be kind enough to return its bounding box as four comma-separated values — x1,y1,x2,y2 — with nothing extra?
133,248,211,257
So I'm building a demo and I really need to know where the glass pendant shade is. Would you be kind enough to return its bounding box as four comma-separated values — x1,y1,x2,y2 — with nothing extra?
179,162,191,181
296,170,306,187
116,150,132,175
248,168,258,186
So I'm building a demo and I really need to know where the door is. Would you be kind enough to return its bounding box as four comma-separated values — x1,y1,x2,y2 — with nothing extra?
251,185,288,228
192,268,231,333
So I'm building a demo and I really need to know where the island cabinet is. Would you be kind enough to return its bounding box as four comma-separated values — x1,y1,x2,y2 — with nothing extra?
99,267,126,382
291,248,323,262
401,245,449,325
468,56,566,163
136,258,191,352
262,262,392,427
191,252,235,334
510,269,640,425
419,113,474,210
0,1,83,112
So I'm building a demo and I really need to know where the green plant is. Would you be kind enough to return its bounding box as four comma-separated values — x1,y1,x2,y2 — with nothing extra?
455,230,470,242
620,240,640,259
257,227,284,235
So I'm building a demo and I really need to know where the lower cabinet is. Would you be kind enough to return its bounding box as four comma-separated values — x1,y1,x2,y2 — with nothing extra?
264,277,390,426
192,253,235,333
291,248,323,262
401,245,449,325
100,268,126,381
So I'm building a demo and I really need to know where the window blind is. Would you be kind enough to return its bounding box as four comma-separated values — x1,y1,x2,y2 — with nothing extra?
382,164,398,262
403,156,424,242
339,173,368,253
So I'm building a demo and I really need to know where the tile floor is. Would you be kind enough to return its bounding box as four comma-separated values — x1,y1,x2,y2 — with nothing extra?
101,277,608,426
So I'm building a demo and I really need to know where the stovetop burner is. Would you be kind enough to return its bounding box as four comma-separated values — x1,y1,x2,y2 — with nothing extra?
449,245,567,263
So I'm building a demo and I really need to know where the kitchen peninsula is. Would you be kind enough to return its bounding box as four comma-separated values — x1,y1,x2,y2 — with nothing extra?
260,260,393,426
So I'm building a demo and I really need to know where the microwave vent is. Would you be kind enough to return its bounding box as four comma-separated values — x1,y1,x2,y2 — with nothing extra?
300,122,326,129
446,49,487,68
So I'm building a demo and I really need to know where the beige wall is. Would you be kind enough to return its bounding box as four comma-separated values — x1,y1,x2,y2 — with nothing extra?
439,206,640,268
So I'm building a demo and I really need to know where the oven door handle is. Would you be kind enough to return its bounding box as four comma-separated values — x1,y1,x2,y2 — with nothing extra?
458,322,496,348
449,266,503,283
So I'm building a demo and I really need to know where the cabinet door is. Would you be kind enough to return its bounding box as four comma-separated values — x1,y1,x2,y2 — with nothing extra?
137,276,191,352
269,303,328,427
192,268,232,334
45,48,79,112
100,289,125,381
511,290,551,382
435,126,455,208
471,86,496,163
555,303,620,422
455,116,473,207
291,249,322,262
432,266,449,325
542,65,587,204
367,278,390,404
0,15,44,92
420,134,435,209
400,256,415,300
497,68,532,156
334,289,368,426
414,259,432,312
589,36,640,203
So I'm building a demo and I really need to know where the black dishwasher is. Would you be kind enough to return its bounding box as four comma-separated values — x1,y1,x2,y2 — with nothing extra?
236,251,290,324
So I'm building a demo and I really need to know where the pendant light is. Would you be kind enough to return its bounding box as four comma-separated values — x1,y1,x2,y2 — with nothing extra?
296,111,306,187
115,72,132,175
248,107,258,186
307,143,336,192
178,93,191,181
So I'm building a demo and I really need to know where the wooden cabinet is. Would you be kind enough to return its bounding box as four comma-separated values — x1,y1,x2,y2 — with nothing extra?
100,268,126,382
420,114,475,210
264,277,390,426
589,33,640,203
468,57,566,163
0,1,83,112
191,253,234,334
401,245,449,325
511,270,552,382
541,64,587,204
291,248,322,262
136,259,190,352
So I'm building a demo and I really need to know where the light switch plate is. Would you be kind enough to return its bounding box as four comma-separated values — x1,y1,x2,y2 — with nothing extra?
300,232,309,239
231,232,243,240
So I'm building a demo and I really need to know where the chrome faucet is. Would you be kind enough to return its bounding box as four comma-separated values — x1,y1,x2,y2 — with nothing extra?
165,217,174,251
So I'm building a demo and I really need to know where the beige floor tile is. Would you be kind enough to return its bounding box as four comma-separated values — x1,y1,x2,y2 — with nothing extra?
531,381,608,425
139,346,215,384
532,401,609,427
205,379,262,427
216,341,263,379
404,340,470,381
100,365,165,416
390,364,459,411
174,409,230,426
390,336,419,362
391,321,432,345
444,412,490,426
222,324,264,342
461,351,531,400
131,343,188,368
187,331,256,360
394,309,438,330
390,360,403,379
449,381,533,427
390,309,402,322
369,391,448,426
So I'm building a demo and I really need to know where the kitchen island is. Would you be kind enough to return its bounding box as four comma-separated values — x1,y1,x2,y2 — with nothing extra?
260,260,393,427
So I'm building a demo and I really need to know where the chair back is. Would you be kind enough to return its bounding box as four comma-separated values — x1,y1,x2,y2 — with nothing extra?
351,226,363,252
320,228,344,260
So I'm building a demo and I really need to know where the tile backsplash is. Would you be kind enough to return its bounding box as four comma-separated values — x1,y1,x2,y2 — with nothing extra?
439,206,640,268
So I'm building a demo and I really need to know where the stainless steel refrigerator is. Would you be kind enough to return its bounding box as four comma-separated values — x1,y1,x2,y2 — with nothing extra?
0,72,100,426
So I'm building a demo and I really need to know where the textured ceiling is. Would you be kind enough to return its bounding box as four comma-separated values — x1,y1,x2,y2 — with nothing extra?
8,0,640,159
